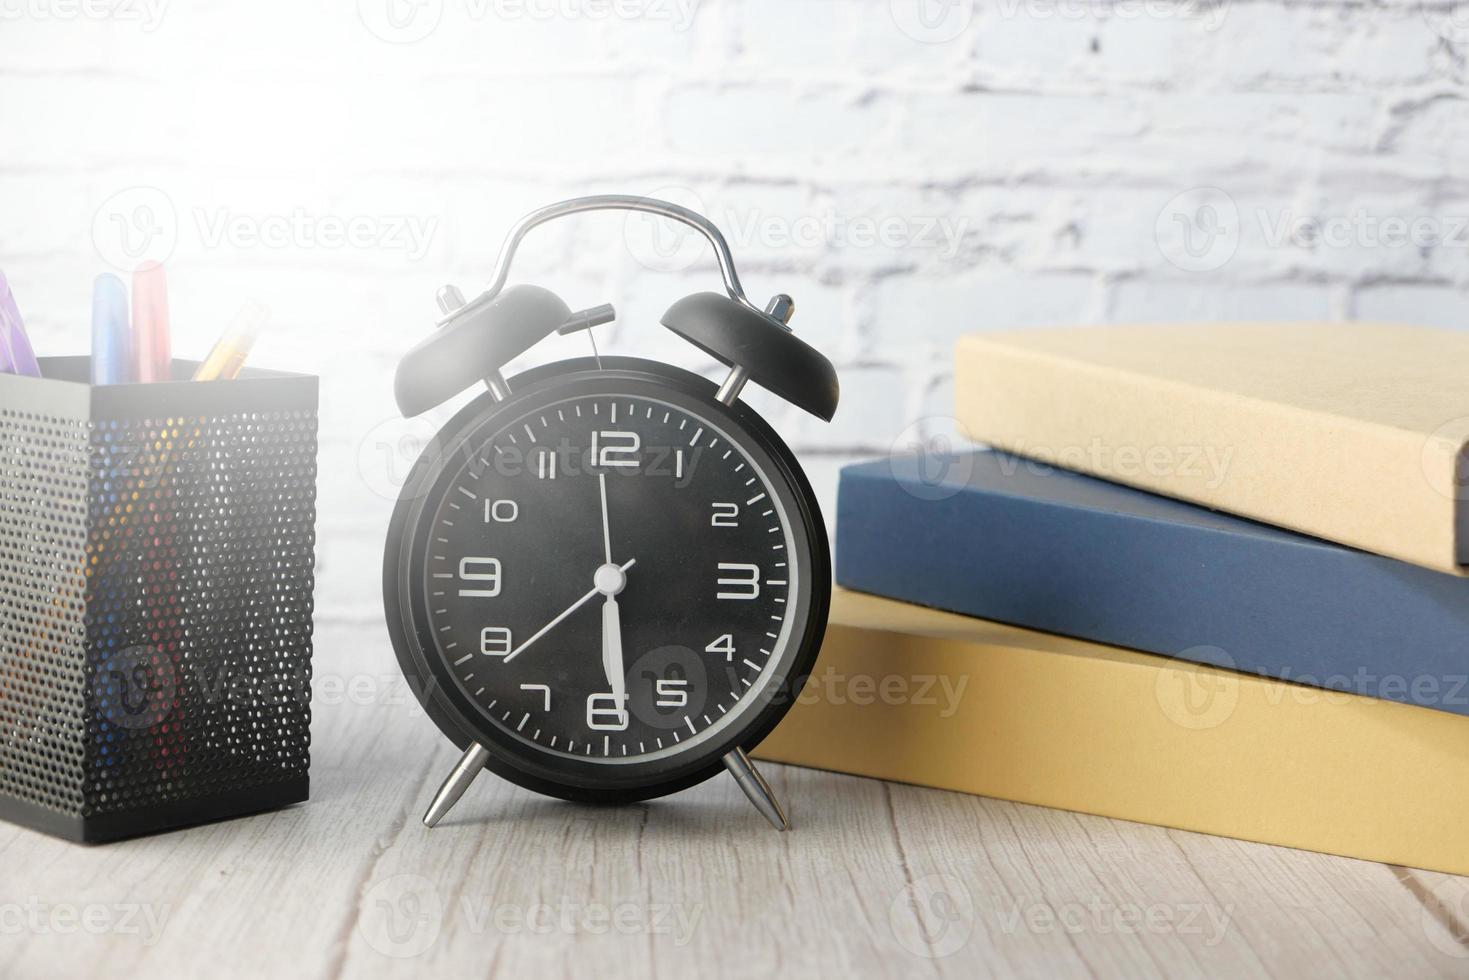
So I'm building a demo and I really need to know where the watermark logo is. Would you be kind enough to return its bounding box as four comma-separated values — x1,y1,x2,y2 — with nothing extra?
622,185,712,274
357,414,446,502
92,186,179,271
888,417,976,501
1154,646,1238,730
1156,186,1240,273
1158,188,1469,271
627,644,709,730
92,189,438,271
357,878,703,956
1421,876,1469,959
890,873,975,957
1421,417,1469,503
358,418,710,502
622,186,972,273
92,646,178,732
358,0,444,43
1423,3,1469,46
890,0,974,43
359,875,444,958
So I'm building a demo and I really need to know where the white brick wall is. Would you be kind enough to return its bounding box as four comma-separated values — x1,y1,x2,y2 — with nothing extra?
1,0,1465,620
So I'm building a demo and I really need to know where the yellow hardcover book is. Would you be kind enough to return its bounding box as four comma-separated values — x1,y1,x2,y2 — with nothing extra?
756,590,1469,876
953,323,1469,575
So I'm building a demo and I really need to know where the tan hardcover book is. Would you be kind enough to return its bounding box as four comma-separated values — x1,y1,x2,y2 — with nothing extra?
756,590,1469,876
953,323,1469,575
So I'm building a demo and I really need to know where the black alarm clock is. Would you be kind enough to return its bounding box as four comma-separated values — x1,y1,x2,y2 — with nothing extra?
383,196,839,830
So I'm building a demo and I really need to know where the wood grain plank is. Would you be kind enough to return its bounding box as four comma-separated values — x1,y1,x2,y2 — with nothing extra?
4,622,1469,979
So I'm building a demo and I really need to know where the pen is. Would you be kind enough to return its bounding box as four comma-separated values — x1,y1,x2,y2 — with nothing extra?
131,261,172,383
193,300,267,381
0,270,41,378
91,273,131,385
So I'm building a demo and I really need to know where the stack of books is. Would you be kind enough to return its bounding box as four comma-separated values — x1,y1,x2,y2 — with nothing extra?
756,323,1469,875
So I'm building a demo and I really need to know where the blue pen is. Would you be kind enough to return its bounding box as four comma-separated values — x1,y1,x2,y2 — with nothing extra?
91,273,131,385
0,270,41,377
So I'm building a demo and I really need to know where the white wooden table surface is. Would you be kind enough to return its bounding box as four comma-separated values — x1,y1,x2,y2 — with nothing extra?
5,620,1469,979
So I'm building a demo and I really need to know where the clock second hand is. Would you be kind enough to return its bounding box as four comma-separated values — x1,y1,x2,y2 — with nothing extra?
501,557,635,663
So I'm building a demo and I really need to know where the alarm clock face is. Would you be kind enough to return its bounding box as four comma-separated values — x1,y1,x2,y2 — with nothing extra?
387,360,828,802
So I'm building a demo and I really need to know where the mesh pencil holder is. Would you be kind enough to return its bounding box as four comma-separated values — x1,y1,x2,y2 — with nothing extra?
0,357,317,843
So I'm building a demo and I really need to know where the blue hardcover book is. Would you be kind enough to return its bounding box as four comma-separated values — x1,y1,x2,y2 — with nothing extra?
836,450,1469,717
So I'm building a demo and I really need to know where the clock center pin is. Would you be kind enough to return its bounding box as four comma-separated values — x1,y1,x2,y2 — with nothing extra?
594,563,627,596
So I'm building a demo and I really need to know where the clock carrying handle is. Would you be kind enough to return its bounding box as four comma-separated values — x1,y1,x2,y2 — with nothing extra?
473,195,763,316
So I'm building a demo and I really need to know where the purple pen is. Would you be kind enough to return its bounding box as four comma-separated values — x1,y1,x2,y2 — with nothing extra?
131,261,172,383
0,270,41,378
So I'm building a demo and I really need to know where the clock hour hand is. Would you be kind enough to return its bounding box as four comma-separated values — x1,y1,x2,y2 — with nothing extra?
600,581,627,703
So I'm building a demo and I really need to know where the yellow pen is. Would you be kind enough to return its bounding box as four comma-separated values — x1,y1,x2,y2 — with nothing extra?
193,300,268,381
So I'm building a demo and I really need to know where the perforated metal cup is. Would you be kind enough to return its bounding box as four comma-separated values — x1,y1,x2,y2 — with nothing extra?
0,357,316,842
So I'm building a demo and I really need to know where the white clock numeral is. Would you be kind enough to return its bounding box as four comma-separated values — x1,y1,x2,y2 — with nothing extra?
675,449,684,480
592,430,640,469
535,449,557,479
586,693,629,731
710,502,739,527
458,557,502,597
716,562,761,600
705,633,736,662
520,683,551,711
655,678,689,708
485,499,518,523
480,626,512,656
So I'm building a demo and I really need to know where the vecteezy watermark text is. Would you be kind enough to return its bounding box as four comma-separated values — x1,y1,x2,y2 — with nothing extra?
794,667,970,718
92,186,438,270
623,185,971,274
0,0,168,30
999,897,1234,946
1158,187,1469,273
998,437,1236,490
357,0,699,44
358,875,702,958
0,899,169,947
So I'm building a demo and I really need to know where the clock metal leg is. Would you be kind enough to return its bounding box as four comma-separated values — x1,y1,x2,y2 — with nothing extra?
422,743,491,829
723,747,790,831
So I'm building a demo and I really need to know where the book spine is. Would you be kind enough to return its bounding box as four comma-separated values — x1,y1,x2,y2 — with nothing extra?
755,615,1469,876
953,335,1464,575
835,460,1469,718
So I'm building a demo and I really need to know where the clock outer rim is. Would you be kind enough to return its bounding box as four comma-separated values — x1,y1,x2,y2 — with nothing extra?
383,356,831,805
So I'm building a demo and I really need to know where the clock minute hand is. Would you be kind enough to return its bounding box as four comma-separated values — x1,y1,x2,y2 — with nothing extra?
595,472,628,699
501,558,636,663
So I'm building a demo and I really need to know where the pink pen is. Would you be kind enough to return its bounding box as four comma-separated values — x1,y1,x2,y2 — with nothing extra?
0,270,41,377
131,261,172,383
